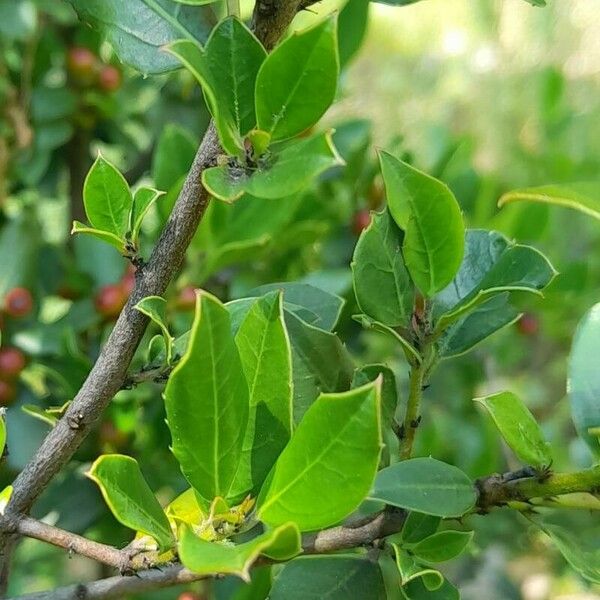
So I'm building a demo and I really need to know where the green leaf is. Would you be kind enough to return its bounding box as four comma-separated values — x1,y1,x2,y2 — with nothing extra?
152,124,197,192
71,221,127,254
165,487,206,526
284,310,355,423
379,152,464,297
532,519,600,584
409,530,473,563
255,16,339,141
87,454,174,551
437,293,520,358
499,183,600,220
401,513,441,544
403,577,460,600
393,545,443,590
82,155,132,239
568,303,600,458
270,555,387,600
180,522,300,580
352,209,414,327
67,0,217,75
164,290,249,501
130,187,165,244
134,296,174,365
230,292,293,499
434,230,556,332
0,410,6,456
0,485,12,515
245,283,344,332
370,457,476,518
202,131,343,202
167,18,266,156
339,0,370,68
258,381,381,531
474,391,551,467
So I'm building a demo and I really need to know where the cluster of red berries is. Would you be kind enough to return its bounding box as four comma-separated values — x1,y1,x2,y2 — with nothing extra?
0,287,33,405
66,47,122,93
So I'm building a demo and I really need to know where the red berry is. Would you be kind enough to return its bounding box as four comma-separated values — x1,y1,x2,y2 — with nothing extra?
0,347,27,380
94,284,126,319
176,286,197,311
352,210,371,235
98,65,122,93
99,421,129,451
0,380,16,406
177,593,204,600
4,287,33,318
517,313,539,336
66,47,97,83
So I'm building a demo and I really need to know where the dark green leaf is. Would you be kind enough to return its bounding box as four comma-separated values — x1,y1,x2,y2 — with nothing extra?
338,0,370,68
393,546,443,590
401,513,441,544
255,17,339,141
370,457,476,517
409,530,473,563
152,124,197,192
352,209,414,327
258,382,381,531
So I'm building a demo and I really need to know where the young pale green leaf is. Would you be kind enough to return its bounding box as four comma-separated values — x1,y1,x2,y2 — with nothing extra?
230,292,293,499
0,485,12,516
568,303,600,458
165,487,206,526
401,513,441,544
474,391,551,467
352,209,414,327
86,454,174,551
82,155,132,239
499,182,600,221
71,222,126,253
134,296,174,365
245,282,344,332
531,518,600,584
0,410,5,456
130,187,164,243
270,555,387,600
285,310,355,423
258,381,381,531
202,131,343,202
393,545,443,590
379,152,464,297
164,290,249,502
179,522,301,581
167,18,266,156
370,457,476,518
434,230,556,331
409,530,473,564
437,293,520,358
255,16,339,141
67,0,215,75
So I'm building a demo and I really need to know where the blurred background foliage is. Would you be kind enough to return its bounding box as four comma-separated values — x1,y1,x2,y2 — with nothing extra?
0,0,599,598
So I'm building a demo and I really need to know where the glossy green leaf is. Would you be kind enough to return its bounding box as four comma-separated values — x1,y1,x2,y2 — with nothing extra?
258,381,381,531
370,457,476,518
245,282,344,332
533,519,600,584
134,296,174,364
230,292,293,499
401,513,441,544
568,303,600,458
67,0,216,75
164,290,249,501
270,555,387,600
179,522,301,581
284,310,355,423
409,530,473,563
71,221,126,253
82,155,132,239
402,577,460,600
167,18,266,155
437,293,520,358
339,0,370,68
434,230,556,331
202,131,342,202
352,209,414,327
474,391,551,467
165,487,206,526
352,364,398,434
130,187,164,243
255,17,339,141
0,410,6,456
0,485,12,516
393,546,443,590
499,182,600,221
87,454,174,551
379,152,464,297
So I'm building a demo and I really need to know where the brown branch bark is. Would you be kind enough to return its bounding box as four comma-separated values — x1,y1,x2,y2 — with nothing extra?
0,1,304,593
